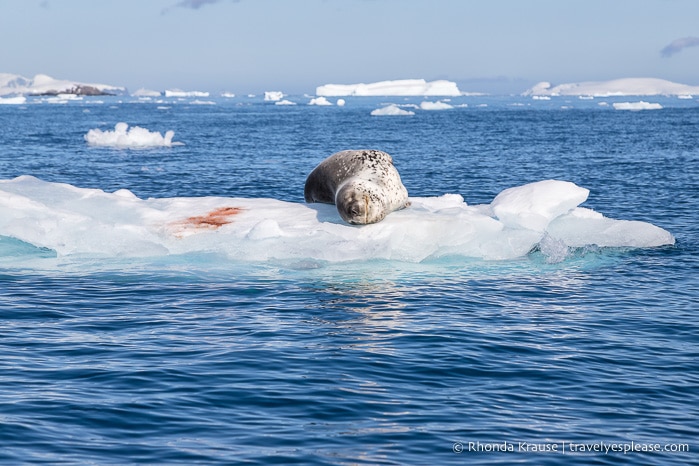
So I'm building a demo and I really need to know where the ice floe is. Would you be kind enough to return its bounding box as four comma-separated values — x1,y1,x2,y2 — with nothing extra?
316,79,462,96
370,104,415,116
0,96,26,105
131,88,162,97
84,122,183,148
612,101,663,111
308,96,333,106
419,100,454,110
264,91,284,102
0,176,674,263
164,89,209,98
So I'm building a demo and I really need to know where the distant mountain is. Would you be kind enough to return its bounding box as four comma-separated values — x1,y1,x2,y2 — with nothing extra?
0,73,125,96
523,78,699,97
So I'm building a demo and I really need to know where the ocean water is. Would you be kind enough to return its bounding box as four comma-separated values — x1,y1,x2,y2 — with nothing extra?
0,95,697,465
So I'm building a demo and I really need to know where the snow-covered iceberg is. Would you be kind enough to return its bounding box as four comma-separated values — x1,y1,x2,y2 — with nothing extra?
131,88,162,97
308,96,333,106
264,91,284,102
84,123,183,148
0,176,674,263
371,104,415,116
0,96,26,105
164,89,209,98
316,79,462,97
612,101,663,111
523,78,699,97
0,72,124,96
420,100,454,110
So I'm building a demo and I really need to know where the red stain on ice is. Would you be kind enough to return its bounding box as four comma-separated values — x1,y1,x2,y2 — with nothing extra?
173,207,244,236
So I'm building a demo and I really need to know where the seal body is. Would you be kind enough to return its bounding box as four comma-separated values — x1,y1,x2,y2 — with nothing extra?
304,150,409,224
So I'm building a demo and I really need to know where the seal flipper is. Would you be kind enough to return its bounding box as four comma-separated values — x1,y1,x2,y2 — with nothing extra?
304,166,336,204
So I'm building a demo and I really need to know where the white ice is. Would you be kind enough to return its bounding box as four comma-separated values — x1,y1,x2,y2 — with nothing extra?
84,123,183,148
131,88,162,97
0,72,124,96
275,99,297,106
264,91,284,101
0,96,26,105
523,78,699,97
420,100,454,110
490,180,590,232
0,176,674,263
316,79,462,97
612,101,663,111
164,89,209,98
308,96,333,106
370,104,415,116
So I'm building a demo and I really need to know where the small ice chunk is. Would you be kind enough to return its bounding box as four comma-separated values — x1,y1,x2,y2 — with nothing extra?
308,96,333,106
420,100,454,110
0,96,27,105
537,234,569,263
547,208,675,247
264,91,284,102
612,101,663,111
491,180,589,231
84,122,183,148
370,104,415,116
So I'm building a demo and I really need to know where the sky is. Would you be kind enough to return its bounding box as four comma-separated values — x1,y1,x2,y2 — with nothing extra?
1,0,698,95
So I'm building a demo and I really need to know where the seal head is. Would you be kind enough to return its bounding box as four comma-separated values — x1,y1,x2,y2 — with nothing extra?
335,178,387,224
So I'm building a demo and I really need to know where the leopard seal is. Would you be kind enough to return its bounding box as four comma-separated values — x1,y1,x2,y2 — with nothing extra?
304,150,410,225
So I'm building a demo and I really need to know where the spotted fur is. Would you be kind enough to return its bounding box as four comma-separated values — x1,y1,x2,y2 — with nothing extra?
304,150,410,224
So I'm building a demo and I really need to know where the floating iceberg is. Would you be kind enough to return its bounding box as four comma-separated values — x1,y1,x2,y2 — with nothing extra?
316,79,462,96
420,100,454,110
0,72,124,96
164,89,209,98
131,88,162,97
308,96,333,106
84,123,183,148
612,101,663,111
0,96,26,105
523,78,699,97
0,176,674,263
264,91,284,102
275,99,297,106
370,104,415,116
190,99,216,105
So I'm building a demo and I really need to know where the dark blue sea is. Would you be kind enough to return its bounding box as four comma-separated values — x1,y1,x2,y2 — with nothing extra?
0,94,697,465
